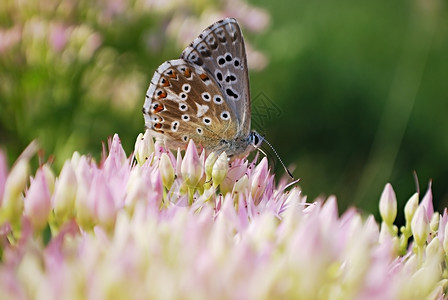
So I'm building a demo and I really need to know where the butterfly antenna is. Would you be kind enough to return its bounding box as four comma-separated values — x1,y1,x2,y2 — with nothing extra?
259,138,295,180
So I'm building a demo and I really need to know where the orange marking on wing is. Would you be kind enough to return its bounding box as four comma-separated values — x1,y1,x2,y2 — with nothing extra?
184,68,191,77
199,73,209,81
158,92,167,99
161,77,170,87
154,123,162,129
154,104,164,113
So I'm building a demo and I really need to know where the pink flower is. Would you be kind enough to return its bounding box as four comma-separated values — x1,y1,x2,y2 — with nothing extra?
0,151,7,206
181,139,203,188
24,168,51,231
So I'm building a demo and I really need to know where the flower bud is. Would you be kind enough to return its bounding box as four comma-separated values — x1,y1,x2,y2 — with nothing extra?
181,140,203,188
1,159,29,225
41,164,55,194
379,183,397,226
53,161,77,222
204,152,219,181
159,153,174,190
250,157,268,201
134,130,155,165
212,152,228,188
24,169,51,230
404,193,419,225
411,206,430,247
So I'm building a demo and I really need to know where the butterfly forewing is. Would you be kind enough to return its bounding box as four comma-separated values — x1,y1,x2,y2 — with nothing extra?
180,18,251,137
143,59,238,151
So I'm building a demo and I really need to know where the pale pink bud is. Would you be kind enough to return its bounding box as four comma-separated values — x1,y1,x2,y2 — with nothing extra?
250,157,268,201
53,161,77,221
134,130,155,165
105,134,127,169
426,237,443,262
421,182,434,221
212,152,228,188
181,140,203,187
379,183,397,226
0,151,7,205
405,193,419,225
411,206,430,247
1,159,29,224
159,153,174,190
204,152,219,181
41,164,55,194
443,221,448,255
89,173,117,231
220,161,248,194
430,212,439,232
24,169,51,230
233,174,249,195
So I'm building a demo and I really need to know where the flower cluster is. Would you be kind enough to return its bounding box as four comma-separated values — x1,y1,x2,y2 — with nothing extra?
0,132,447,299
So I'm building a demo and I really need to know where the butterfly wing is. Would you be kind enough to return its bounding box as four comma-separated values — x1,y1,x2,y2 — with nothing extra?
180,18,251,138
143,59,238,152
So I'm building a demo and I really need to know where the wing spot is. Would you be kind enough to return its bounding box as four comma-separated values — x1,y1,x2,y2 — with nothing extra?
196,127,203,135
213,95,223,104
180,92,188,100
201,92,211,102
179,103,188,111
152,103,164,113
171,121,179,132
182,114,190,122
216,71,223,82
199,73,210,82
225,74,237,83
161,77,170,87
203,117,212,125
226,88,239,99
217,56,226,66
220,111,230,120
182,84,191,93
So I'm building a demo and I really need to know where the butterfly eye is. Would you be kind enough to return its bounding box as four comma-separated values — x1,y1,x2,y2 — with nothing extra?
201,92,211,102
220,111,230,120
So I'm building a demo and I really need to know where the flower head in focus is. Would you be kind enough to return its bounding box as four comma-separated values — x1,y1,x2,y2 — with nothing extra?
0,132,447,299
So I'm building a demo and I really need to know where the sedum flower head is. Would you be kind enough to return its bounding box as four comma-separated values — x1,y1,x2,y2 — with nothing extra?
0,133,448,299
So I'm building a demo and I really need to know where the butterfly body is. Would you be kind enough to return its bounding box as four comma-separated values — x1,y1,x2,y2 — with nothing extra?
143,18,263,158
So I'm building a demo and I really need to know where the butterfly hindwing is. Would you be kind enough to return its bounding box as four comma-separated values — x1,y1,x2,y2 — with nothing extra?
143,59,238,151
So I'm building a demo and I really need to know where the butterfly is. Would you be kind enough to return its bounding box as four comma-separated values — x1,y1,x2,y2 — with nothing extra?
142,18,263,159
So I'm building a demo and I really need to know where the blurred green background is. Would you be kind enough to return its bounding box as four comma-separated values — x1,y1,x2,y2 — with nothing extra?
1,0,447,220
